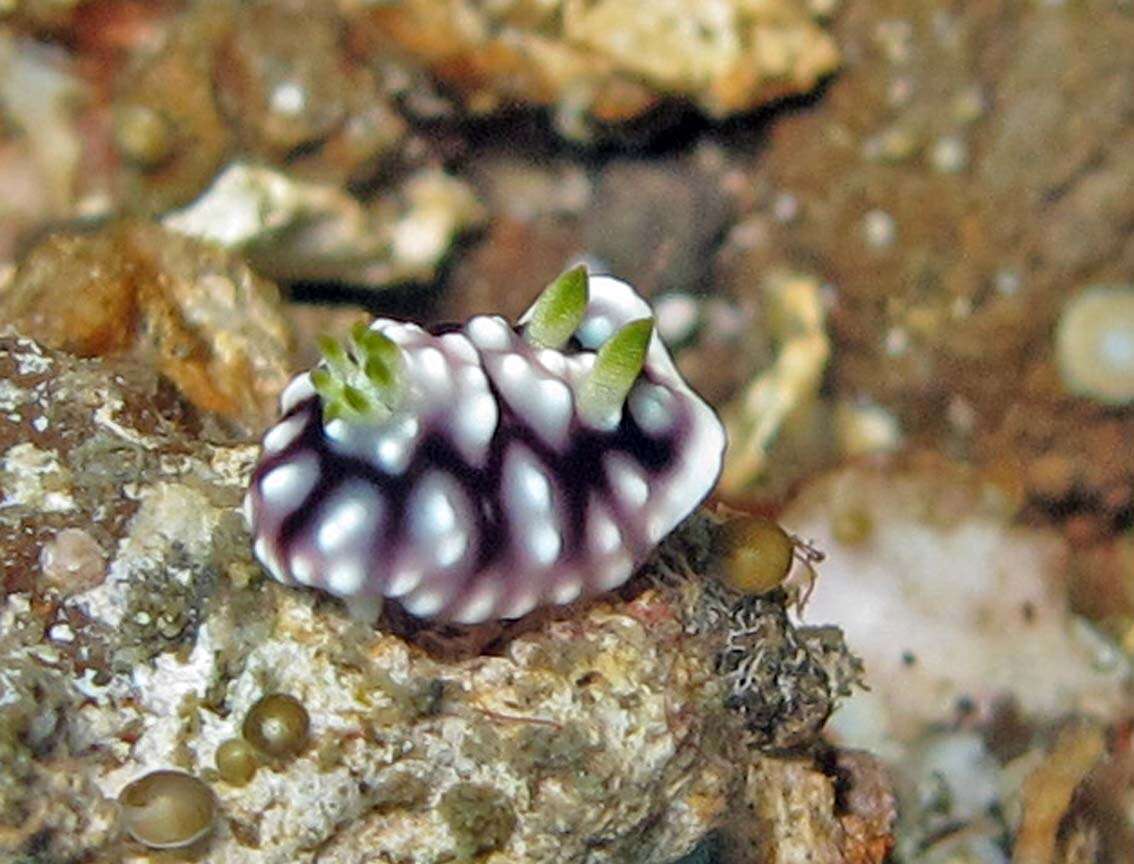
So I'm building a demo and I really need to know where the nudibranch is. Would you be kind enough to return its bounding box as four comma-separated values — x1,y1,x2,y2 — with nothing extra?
244,267,726,624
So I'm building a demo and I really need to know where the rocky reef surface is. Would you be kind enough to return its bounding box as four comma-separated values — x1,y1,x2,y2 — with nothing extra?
0,334,877,863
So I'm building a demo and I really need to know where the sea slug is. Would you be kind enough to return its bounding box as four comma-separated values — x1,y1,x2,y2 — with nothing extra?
244,267,726,623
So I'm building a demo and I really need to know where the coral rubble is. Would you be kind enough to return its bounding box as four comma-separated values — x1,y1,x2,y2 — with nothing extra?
0,337,869,863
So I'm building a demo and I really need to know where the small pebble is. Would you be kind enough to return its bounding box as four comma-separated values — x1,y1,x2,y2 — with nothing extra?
952,86,986,124
772,192,800,223
884,327,910,356
862,209,896,249
39,528,105,596
931,135,968,174
995,268,1022,296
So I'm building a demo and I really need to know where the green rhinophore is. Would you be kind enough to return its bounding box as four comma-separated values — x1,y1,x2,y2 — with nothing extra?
312,324,403,424
523,265,589,350
579,317,654,427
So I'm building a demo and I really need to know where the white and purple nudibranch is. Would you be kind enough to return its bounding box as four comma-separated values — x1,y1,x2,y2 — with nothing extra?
244,268,726,624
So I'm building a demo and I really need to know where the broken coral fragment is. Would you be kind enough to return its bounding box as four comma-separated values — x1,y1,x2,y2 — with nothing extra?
164,163,484,289
246,269,727,623
720,270,830,494
352,0,839,138
1013,723,1107,864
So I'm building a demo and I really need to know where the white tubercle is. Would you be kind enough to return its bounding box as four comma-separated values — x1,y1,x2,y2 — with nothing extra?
528,378,573,446
628,382,676,436
279,372,315,413
327,559,366,595
486,350,573,447
503,444,553,513
605,453,649,510
253,537,287,584
588,500,622,557
386,560,424,598
315,483,382,556
262,413,306,453
407,472,474,576
289,551,316,585
259,454,319,509
576,314,614,348
523,521,562,568
536,348,568,376
595,552,634,591
501,587,540,620
372,416,420,475
402,585,449,618
576,276,653,347
451,578,502,624
382,321,427,346
440,332,480,364
410,472,460,540
452,390,499,466
433,530,468,569
466,315,512,351
646,481,697,544
412,346,454,402
552,572,583,604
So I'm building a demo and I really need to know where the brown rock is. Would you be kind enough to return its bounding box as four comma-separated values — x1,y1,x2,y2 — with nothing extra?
214,0,406,182
288,303,372,370
0,222,295,433
112,5,233,214
349,0,839,137
831,750,898,864
727,751,897,864
730,757,843,863
443,154,589,323
444,215,583,324
215,0,350,158
109,1,408,214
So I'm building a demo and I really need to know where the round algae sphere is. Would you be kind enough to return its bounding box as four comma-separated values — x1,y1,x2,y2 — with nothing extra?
118,769,217,849
1056,285,1134,405
242,693,310,759
216,738,259,786
715,515,795,595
